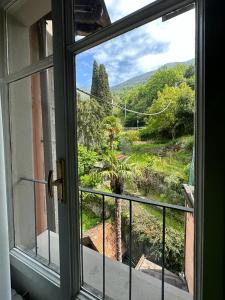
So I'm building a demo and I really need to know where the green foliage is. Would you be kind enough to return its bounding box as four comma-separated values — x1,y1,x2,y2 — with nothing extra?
123,130,140,143
119,64,189,127
122,202,185,273
91,60,100,98
145,83,194,139
82,207,102,232
139,127,153,141
78,145,98,178
77,97,104,150
118,130,140,152
90,60,112,116
102,116,122,150
184,64,195,78
184,65,195,90
101,151,133,194
80,174,101,188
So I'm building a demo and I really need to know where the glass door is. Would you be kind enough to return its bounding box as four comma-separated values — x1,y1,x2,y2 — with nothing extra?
5,0,77,299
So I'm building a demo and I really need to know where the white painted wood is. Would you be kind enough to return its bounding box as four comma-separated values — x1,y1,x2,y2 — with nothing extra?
0,92,11,300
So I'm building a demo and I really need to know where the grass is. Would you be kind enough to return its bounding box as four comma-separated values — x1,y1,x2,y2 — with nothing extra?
142,204,184,232
82,208,102,232
120,135,193,180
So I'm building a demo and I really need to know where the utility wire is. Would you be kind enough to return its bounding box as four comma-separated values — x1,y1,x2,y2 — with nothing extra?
77,87,172,117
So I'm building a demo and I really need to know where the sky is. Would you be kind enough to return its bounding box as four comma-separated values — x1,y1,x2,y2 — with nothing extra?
76,0,195,88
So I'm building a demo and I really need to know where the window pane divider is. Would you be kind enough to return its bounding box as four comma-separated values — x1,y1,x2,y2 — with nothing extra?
5,55,53,84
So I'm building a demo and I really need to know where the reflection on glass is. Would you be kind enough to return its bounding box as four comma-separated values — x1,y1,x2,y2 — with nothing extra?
9,68,59,272
74,0,157,40
7,0,52,73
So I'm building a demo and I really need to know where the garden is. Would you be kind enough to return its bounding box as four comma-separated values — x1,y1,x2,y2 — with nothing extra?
77,60,195,274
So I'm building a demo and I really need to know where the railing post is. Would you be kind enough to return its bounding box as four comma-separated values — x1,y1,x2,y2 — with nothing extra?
33,181,38,256
161,207,166,300
129,200,132,300
80,190,84,286
102,195,105,299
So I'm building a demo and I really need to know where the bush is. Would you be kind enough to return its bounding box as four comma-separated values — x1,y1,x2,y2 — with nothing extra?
133,164,184,205
124,130,140,143
133,166,165,196
78,145,99,177
118,130,140,152
80,173,101,188
139,127,153,141
121,202,185,273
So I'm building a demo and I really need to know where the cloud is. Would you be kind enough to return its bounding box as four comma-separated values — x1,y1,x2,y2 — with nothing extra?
105,0,156,22
88,27,169,85
76,5,195,88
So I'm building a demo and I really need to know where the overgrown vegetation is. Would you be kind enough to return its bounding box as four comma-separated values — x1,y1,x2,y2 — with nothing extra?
77,60,195,274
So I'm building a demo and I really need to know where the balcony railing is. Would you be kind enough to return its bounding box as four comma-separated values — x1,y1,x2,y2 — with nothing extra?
18,177,59,272
80,187,194,300
16,178,194,300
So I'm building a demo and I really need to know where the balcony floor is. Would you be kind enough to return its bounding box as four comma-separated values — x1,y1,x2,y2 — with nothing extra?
36,230,192,300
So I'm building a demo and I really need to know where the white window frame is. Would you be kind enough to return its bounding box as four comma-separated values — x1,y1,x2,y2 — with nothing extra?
1,0,223,299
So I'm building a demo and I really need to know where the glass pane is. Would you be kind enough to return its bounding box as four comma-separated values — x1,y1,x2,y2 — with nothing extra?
7,0,52,73
9,68,59,273
77,7,195,300
74,0,157,40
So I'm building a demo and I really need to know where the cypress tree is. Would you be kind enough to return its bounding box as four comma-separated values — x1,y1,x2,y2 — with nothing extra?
98,64,112,115
90,60,112,116
91,60,100,98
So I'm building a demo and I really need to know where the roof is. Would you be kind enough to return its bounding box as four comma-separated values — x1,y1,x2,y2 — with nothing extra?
74,0,111,36
82,223,126,260
135,255,188,291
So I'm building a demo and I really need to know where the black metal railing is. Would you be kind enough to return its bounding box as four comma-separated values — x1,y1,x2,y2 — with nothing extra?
19,177,55,270
79,187,194,300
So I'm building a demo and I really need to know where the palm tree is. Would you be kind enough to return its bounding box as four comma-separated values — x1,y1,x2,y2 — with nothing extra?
102,116,122,150
101,152,133,262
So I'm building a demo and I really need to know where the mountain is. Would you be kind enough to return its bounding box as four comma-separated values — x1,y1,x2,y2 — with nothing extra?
111,58,194,92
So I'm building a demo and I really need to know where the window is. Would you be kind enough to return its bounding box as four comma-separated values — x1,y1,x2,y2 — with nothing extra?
76,6,195,299
6,0,52,73
3,1,216,300
9,68,59,272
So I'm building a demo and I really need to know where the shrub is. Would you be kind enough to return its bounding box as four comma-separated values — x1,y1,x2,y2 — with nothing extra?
118,130,140,152
124,130,140,143
121,202,185,273
139,127,153,141
80,173,101,188
133,164,184,205
133,166,165,196
78,145,99,177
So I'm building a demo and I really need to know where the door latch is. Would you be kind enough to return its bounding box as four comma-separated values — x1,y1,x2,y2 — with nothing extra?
48,159,65,202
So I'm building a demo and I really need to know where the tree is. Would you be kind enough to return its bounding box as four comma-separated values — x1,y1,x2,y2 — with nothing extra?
184,64,195,90
119,64,189,127
90,61,112,116
98,64,112,115
145,83,194,139
91,60,100,98
77,94,104,150
101,152,133,262
102,116,122,150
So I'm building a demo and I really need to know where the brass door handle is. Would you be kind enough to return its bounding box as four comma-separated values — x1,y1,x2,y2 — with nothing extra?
47,159,65,202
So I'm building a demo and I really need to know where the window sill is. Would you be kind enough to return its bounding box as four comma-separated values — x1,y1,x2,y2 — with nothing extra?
10,248,60,287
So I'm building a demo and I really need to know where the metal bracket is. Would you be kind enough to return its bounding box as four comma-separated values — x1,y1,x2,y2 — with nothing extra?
48,159,65,202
